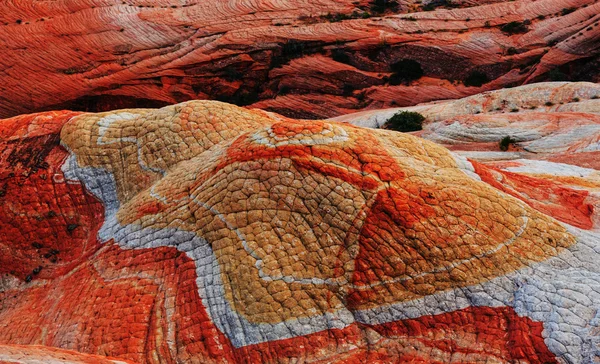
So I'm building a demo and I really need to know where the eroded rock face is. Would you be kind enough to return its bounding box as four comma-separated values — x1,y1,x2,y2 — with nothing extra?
336,82,600,171
0,344,133,364
2,100,600,363
1,0,600,119
333,81,600,126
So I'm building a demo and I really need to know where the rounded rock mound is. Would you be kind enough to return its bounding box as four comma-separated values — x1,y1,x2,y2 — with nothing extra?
1,101,598,363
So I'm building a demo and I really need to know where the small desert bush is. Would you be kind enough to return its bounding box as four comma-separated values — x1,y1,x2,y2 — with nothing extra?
385,111,425,132
501,21,528,35
464,71,489,87
499,136,516,151
388,59,424,85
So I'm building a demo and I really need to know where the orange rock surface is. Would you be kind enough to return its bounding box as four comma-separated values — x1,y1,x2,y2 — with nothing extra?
2,100,600,362
1,0,600,119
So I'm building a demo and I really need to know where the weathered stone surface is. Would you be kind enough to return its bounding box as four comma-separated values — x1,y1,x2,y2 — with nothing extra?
334,81,600,125
0,344,134,364
336,82,600,171
1,0,600,119
2,100,600,362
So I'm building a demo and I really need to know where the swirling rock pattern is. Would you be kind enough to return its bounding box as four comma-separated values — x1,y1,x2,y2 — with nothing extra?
0,344,134,364
333,81,600,126
1,0,600,119
1,100,600,363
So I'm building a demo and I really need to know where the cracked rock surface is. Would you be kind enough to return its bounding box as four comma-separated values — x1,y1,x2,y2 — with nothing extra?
1,100,600,362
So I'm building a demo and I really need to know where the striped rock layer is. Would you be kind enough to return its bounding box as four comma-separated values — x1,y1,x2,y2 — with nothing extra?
1,0,600,119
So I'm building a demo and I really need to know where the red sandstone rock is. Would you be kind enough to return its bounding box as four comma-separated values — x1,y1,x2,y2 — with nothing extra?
2,2,600,362
0,344,134,363
1,0,599,118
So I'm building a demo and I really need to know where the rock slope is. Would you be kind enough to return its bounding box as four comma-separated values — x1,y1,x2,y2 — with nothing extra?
1,100,600,362
1,0,600,119
0,344,133,364
335,82,600,170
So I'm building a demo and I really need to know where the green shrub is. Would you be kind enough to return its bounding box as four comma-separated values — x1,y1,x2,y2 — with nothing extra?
385,111,425,132
369,0,399,14
322,11,371,21
464,71,489,87
501,21,528,35
423,0,452,11
271,40,320,68
499,136,516,151
322,12,352,22
389,59,424,85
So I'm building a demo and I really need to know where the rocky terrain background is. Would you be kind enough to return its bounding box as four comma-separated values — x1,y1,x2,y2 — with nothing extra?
2,1,600,363
1,0,600,118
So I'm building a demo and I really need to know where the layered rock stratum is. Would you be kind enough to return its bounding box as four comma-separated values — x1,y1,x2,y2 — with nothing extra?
1,0,600,119
0,344,133,364
1,82,600,362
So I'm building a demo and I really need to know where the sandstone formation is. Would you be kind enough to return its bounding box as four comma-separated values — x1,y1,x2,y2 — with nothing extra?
0,345,133,364
333,81,600,125
335,82,600,170
1,100,600,362
1,0,600,119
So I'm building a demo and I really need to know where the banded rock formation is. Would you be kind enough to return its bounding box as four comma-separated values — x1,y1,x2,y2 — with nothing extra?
1,100,600,363
0,344,133,364
1,0,600,119
335,82,600,169
333,81,600,125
